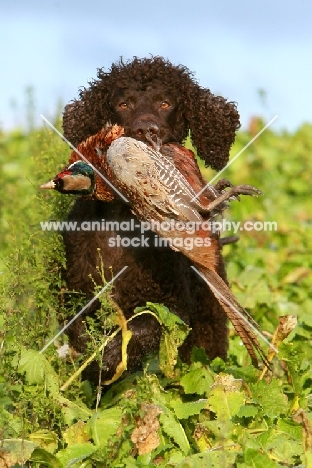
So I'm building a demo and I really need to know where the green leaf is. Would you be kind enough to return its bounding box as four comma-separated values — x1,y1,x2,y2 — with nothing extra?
241,448,276,468
17,348,59,395
56,443,96,466
121,456,141,467
224,365,259,384
0,438,37,465
300,308,312,327
236,267,265,287
237,405,258,419
171,399,207,419
236,278,273,308
305,451,312,468
63,421,90,446
176,450,237,467
29,430,58,453
160,407,190,455
208,374,245,419
256,429,304,464
88,407,123,446
278,343,307,397
58,396,92,425
203,419,233,441
167,449,185,466
31,447,63,468
282,266,311,284
180,364,214,396
277,418,302,441
136,302,190,378
134,302,190,378
250,379,288,418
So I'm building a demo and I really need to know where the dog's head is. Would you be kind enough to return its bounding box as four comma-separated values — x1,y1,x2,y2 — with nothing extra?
109,84,178,146
63,56,240,170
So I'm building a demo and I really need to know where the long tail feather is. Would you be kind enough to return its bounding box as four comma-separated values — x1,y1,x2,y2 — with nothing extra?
195,266,269,367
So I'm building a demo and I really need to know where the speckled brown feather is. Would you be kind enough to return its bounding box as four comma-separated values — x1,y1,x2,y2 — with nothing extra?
160,144,219,206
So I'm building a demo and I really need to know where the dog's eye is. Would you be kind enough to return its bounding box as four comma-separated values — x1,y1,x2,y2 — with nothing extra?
160,101,170,109
119,102,128,109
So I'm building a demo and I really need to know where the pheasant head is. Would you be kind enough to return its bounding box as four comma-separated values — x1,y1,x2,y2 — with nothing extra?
40,124,125,200
40,161,95,196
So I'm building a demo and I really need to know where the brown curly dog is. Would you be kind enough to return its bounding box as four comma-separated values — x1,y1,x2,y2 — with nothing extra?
61,56,240,383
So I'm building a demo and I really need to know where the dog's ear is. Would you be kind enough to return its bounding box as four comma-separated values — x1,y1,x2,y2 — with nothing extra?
62,100,84,146
185,87,241,171
63,79,113,146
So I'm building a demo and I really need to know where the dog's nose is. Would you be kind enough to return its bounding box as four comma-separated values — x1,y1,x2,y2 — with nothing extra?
132,120,160,139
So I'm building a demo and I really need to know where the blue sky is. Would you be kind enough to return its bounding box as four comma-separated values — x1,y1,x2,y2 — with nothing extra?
1,0,311,132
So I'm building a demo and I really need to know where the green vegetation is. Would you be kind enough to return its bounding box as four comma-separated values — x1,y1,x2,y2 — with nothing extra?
0,114,312,467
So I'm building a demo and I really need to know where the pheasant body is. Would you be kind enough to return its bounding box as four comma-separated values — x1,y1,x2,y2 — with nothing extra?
103,136,266,366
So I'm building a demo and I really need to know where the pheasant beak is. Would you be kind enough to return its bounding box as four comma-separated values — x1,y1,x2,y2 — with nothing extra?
40,180,55,190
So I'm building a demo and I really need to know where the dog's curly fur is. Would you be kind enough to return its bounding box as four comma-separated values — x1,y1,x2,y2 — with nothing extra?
62,56,240,383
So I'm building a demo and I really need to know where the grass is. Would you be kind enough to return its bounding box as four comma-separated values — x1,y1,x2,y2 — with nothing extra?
0,114,311,467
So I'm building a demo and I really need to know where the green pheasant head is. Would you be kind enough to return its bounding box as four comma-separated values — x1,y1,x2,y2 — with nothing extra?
40,161,95,195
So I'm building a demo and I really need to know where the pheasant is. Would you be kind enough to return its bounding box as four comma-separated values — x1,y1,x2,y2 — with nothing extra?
41,123,254,222
41,127,267,367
